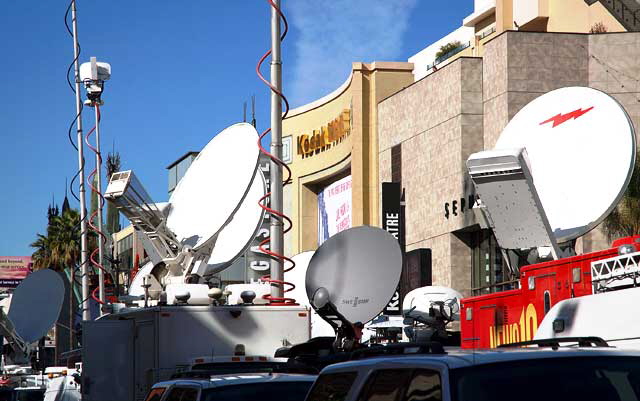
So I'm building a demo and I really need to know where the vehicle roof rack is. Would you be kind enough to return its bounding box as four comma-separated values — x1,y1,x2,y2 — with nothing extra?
350,342,446,359
497,336,609,350
278,340,446,371
170,364,318,379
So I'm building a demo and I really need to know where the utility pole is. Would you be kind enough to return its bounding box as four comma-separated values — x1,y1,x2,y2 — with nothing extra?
95,103,105,307
269,0,284,301
70,0,91,321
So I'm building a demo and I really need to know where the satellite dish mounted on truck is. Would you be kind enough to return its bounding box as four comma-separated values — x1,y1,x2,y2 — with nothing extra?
105,123,265,304
467,86,635,269
305,225,403,351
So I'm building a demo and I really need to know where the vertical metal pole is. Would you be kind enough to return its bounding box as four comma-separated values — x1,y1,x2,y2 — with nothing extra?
269,0,284,301
95,105,106,308
71,0,91,321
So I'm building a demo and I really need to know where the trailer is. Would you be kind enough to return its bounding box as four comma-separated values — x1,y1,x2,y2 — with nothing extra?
81,305,310,401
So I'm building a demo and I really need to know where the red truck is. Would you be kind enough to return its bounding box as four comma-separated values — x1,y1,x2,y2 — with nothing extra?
460,236,640,348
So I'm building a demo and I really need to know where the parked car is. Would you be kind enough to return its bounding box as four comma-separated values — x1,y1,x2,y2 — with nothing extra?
304,339,640,401
145,373,316,401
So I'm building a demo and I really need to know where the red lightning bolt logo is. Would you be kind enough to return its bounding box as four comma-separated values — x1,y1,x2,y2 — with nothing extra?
540,106,594,128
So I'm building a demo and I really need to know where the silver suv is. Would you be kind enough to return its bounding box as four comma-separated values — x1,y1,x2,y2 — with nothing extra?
304,340,640,401
145,373,316,401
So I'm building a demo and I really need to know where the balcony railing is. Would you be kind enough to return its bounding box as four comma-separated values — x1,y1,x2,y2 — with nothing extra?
479,26,496,40
425,41,471,71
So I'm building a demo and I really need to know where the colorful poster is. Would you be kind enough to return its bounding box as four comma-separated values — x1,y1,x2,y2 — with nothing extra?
318,175,352,246
0,257,32,287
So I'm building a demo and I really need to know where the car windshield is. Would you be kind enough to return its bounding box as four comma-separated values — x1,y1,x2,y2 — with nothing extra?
451,356,640,401
202,381,313,401
15,390,45,401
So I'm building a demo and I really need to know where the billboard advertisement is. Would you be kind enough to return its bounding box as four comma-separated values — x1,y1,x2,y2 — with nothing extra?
318,175,352,246
0,257,32,287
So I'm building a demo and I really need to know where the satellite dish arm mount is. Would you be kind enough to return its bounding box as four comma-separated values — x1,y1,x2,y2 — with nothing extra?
0,308,30,361
314,301,358,352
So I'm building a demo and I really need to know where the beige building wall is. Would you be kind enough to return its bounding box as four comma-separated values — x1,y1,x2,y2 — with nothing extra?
547,0,625,33
283,62,413,255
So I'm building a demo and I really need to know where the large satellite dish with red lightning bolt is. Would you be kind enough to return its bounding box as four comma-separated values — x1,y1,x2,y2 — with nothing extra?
467,87,635,256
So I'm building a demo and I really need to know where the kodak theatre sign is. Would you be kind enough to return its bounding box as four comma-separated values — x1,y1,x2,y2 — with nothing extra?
297,109,351,158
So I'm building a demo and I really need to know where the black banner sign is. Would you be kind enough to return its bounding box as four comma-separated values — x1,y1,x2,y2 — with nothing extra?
382,182,405,316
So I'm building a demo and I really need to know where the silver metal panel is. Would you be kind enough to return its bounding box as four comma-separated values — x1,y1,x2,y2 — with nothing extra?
134,320,156,401
468,148,559,252
82,319,134,401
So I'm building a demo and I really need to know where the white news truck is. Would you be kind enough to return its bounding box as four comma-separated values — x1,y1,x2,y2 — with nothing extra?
81,304,310,401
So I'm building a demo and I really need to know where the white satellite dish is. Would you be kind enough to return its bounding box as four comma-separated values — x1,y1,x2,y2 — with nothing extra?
305,226,403,325
166,123,260,250
8,269,64,344
494,87,636,242
285,252,335,337
285,251,315,307
206,169,266,274
128,260,155,297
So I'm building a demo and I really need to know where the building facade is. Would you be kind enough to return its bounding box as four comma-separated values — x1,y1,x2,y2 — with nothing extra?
409,0,626,80
282,62,414,255
379,30,640,297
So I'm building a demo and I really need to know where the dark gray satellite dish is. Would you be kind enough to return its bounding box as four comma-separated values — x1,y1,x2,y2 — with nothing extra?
305,225,402,351
8,269,65,344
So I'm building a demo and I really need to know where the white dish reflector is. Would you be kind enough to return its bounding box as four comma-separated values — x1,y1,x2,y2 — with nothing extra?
206,169,266,273
495,87,635,242
128,260,155,297
305,226,403,324
285,252,335,337
166,123,260,250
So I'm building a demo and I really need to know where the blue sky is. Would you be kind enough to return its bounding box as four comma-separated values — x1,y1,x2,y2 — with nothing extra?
0,1,472,256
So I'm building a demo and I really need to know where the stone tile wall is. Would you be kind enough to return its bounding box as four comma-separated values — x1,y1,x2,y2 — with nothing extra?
379,57,484,292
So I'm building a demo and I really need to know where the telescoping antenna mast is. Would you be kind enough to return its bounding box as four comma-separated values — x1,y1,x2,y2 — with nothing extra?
70,0,91,321
81,57,112,309
270,0,284,301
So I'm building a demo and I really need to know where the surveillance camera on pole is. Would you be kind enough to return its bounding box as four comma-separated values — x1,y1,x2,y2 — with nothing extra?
80,57,111,105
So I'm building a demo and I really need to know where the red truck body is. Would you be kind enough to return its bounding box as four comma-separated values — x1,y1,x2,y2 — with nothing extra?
459,236,640,348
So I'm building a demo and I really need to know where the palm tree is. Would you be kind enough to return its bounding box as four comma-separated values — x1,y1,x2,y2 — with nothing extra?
105,152,121,236
49,209,81,270
31,208,81,272
603,154,640,240
30,234,51,271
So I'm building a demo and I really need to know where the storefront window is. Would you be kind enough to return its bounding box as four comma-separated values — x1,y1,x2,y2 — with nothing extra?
471,230,517,295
